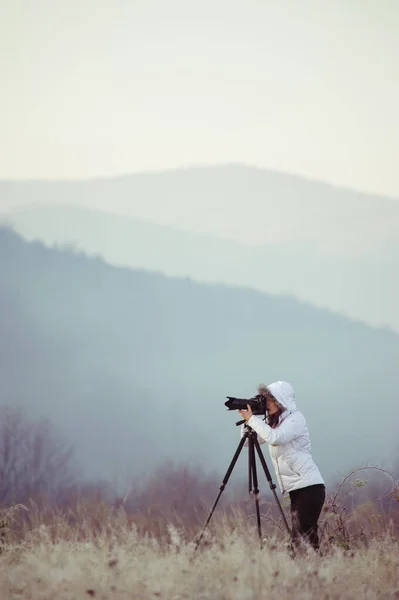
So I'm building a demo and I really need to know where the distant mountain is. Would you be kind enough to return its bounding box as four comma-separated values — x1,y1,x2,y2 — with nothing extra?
4,203,399,331
1,164,398,254
1,226,398,486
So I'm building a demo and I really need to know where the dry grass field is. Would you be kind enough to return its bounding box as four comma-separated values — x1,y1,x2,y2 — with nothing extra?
0,463,398,599
1,496,398,600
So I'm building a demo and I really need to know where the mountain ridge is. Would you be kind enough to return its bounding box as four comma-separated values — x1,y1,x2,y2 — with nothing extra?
2,162,399,204
4,203,398,331
1,163,399,249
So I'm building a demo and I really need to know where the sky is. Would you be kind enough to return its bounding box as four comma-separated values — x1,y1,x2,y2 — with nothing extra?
1,0,398,197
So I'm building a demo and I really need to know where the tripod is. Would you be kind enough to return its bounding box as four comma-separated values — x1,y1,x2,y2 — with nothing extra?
194,421,291,551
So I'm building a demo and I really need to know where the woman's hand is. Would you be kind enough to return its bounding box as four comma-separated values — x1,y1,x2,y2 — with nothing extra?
239,404,253,421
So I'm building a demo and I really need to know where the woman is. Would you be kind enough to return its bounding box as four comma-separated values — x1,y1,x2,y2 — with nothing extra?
239,380,325,551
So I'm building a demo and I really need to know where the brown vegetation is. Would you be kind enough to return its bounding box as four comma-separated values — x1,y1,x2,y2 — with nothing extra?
0,407,398,598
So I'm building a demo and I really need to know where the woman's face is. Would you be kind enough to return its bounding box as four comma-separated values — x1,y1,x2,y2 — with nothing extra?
266,396,280,415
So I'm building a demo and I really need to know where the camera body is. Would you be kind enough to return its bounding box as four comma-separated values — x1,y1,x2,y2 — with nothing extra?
225,394,267,416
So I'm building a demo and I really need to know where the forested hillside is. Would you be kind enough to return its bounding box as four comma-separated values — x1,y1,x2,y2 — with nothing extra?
1,226,398,484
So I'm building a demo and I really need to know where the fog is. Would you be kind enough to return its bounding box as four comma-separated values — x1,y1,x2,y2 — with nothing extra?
1,226,398,492
1,1,398,502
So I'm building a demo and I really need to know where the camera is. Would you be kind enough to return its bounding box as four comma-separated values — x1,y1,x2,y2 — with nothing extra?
225,394,267,416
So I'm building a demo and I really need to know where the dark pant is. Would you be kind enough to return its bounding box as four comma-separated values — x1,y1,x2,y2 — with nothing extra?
289,484,325,551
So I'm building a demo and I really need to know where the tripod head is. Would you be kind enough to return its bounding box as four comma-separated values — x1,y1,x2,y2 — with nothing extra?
236,415,266,427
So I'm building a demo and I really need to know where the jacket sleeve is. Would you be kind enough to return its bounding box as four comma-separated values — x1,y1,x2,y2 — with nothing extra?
247,412,305,446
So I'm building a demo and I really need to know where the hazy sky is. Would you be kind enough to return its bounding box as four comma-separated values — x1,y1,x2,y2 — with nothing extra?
1,0,398,197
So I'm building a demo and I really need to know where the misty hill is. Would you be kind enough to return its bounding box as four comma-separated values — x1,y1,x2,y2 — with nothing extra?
2,164,399,254
2,164,399,331
4,203,399,331
1,226,398,486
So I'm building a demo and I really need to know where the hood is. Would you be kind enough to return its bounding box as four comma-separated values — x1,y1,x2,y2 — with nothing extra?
267,381,297,412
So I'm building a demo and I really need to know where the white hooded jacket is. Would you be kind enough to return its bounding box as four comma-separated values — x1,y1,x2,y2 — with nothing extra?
243,381,324,495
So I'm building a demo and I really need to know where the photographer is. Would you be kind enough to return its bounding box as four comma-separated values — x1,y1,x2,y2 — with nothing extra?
239,381,325,551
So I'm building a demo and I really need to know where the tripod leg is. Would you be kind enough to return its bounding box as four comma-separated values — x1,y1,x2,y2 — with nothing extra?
252,436,291,535
194,434,247,552
248,435,262,547
248,433,253,494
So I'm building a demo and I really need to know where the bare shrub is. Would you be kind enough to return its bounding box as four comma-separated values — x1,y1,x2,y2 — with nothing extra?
0,406,76,506
320,466,399,550
121,461,229,539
